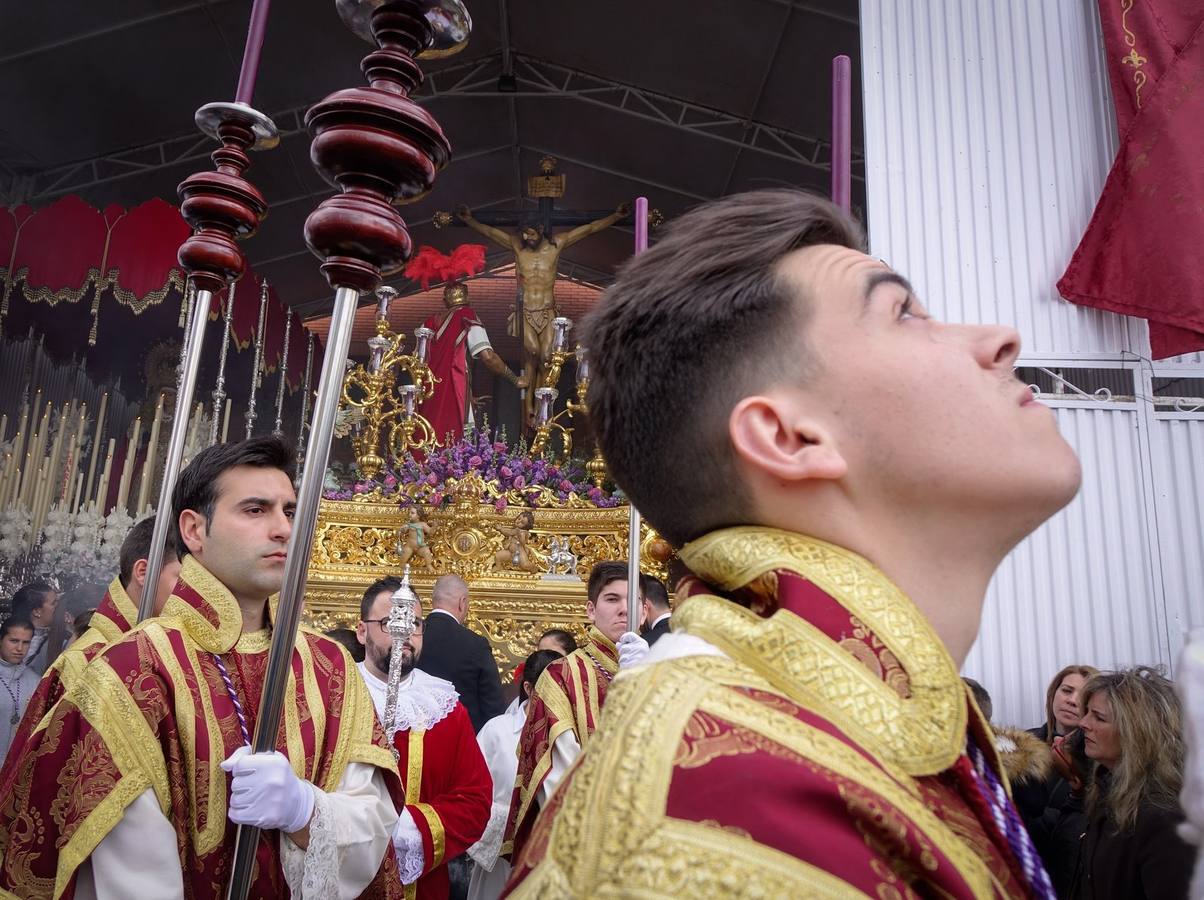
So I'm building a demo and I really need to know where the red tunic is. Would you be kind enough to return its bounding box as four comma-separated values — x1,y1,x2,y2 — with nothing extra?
393,701,492,900
0,556,404,899
505,529,1048,898
0,578,136,794
418,305,486,445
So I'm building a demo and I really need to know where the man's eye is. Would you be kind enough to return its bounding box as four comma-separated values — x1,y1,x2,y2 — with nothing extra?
284,509,296,520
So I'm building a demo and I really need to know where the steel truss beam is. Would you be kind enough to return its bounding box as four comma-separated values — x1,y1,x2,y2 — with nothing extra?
19,51,862,203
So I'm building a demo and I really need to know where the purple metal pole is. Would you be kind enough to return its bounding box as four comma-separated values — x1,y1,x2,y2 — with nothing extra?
831,54,852,212
234,0,273,105
634,196,649,252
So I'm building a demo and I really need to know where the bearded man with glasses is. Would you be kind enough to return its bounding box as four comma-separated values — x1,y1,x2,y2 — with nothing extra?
356,576,491,900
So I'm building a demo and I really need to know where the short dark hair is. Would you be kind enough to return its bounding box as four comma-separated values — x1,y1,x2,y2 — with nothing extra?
0,616,33,640
119,516,179,588
587,561,639,605
172,435,297,557
583,190,865,546
963,677,993,722
11,582,55,619
72,609,96,640
640,575,670,613
538,628,577,655
520,649,563,701
361,576,403,621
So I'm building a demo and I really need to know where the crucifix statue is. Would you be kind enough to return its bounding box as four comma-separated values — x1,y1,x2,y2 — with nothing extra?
435,157,640,423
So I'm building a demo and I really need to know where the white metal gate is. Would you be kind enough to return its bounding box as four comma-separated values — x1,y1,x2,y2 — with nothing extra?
860,0,1204,726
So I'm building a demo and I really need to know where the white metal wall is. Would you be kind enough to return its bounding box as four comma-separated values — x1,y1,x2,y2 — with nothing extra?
859,0,1142,361
860,0,1204,727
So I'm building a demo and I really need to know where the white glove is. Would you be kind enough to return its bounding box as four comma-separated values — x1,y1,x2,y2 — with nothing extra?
221,746,315,834
617,631,650,669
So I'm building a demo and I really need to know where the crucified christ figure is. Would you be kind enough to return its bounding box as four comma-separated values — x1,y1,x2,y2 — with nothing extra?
456,201,630,422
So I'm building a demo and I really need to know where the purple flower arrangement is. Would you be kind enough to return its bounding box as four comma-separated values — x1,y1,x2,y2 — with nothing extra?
322,427,620,509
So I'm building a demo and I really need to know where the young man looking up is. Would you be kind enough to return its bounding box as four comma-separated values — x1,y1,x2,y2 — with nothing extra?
505,190,1081,898
503,560,646,862
0,436,402,898
0,618,36,767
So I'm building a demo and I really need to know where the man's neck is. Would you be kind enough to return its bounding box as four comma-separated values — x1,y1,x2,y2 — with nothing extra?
430,607,460,623
235,597,269,633
364,658,388,683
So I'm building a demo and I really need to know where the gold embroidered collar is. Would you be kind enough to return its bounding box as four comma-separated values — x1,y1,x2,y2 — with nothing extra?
584,627,619,676
160,555,247,654
91,576,137,644
678,527,967,775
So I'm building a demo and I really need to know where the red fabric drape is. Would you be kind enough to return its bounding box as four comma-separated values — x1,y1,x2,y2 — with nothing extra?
14,195,107,304
106,198,189,314
1058,3,1204,358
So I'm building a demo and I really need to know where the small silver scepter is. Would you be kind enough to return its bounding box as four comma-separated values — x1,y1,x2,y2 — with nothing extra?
382,564,419,755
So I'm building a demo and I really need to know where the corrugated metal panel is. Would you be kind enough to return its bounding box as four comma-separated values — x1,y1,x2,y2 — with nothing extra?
1158,350,1204,369
859,0,1143,359
962,406,1163,728
1154,417,1204,653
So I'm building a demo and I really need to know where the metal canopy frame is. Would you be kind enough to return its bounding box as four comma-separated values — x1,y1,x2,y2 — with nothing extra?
13,50,863,204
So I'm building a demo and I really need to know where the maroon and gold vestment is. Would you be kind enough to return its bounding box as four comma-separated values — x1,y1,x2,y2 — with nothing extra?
503,628,618,863
0,577,138,792
505,529,1046,898
0,555,404,899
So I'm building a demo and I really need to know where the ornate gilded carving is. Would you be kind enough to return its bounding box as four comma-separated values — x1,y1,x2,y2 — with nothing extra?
304,494,668,680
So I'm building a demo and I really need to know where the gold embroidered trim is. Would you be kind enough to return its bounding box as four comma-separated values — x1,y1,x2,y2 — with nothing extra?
235,628,272,654
18,267,97,307
108,267,185,315
325,651,383,792
169,556,243,654
510,668,578,838
584,627,618,675
406,730,424,804
678,528,966,774
1119,0,1148,108
144,625,227,855
296,636,326,783
107,577,138,631
413,801,446,867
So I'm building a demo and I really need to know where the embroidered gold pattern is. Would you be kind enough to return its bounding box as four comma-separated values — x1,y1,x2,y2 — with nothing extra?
678,528,966,775
1119,0,1148,107
414,802,446,866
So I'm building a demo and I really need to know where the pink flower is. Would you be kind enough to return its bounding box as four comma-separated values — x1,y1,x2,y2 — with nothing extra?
513,475,526,489
383,474,397,488
494,497,508,511
500,466,513,479
493,441,507,453
426,473,439,486
469,455,483,467
559,479,573,492
430,491,444,506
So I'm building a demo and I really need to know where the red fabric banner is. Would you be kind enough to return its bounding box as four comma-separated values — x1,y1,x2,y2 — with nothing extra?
14,195,107,304
106,198,189,313
1058,3,1204,358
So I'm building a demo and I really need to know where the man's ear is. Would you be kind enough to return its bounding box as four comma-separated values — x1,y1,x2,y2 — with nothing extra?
177,509,207,556
585,600,596,624
132,558,149,588
729,393,847,485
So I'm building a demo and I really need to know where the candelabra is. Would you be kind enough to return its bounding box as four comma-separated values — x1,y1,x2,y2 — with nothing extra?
529,316,575,455
340,285,439,478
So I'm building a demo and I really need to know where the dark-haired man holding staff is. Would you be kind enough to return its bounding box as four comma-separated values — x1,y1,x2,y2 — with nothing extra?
506,190,1078,898
0,436,403,899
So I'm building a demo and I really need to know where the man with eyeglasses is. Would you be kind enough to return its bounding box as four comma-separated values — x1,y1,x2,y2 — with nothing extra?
357,576,492,900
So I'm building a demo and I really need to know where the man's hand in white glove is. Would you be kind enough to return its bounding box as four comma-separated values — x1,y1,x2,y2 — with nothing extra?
221,746,315,834
392,809,426,885
617,631,650,669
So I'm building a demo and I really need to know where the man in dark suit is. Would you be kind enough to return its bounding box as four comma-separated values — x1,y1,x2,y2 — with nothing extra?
416,573,506,732
640,574,672,646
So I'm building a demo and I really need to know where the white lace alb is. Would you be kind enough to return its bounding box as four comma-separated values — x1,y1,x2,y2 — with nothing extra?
388,669,459,733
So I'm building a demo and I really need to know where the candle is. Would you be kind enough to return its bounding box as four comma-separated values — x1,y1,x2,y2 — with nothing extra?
137,393,165,513
0,414,7,444
221,398,232,442
552,317,571,352
535,387,557,425
400,384,417,418
575,346,590,384
830,55,852,213
96,438,116,515
186,401,203,452
375,285,396,320
117,417,142,511
414,327,434,364
71,470,84,515
234,0,273,105
85,391,109,504
46,406,68,503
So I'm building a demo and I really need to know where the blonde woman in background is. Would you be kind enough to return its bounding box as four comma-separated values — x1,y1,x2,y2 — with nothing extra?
1072,667,1193,899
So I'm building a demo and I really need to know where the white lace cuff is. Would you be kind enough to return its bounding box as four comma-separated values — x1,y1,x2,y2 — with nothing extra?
467,800,507,871
392,808,426,885
280,785,340,899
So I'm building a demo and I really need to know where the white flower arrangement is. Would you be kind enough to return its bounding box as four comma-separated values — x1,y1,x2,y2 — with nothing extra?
0,506,32,566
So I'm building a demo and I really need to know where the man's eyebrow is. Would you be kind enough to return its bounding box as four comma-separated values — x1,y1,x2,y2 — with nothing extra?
862,271,915,308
